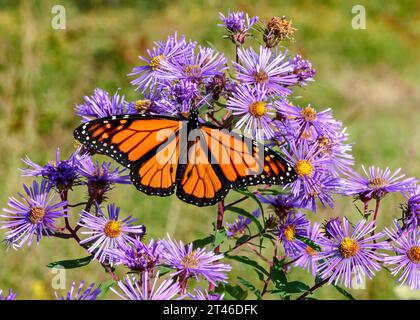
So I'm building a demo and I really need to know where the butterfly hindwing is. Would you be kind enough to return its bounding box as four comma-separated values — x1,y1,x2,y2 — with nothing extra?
176,126,297,206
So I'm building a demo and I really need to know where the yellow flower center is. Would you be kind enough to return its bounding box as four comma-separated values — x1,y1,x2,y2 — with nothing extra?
339,237,360,258
301,106,317,121
253,70,269,84
368,177,388,189
294,160,314,177
284,225,296,241
104,220,123,238
305,245,316,256
29,206,46,224
149,54,165,70
135,99,152,112
407,246,420,264
249,101,267,118
181,251,199,269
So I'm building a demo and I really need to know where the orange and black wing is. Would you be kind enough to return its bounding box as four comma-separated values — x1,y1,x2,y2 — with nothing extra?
73,114,185,196
176,126,297,206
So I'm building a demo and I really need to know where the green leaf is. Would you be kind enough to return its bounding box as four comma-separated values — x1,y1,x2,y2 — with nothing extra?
333,285,355,300
215,284,248,300
271,257,287,287
225,254,269,276
158,265,173,277
296,235,321,252
212,228,227,249
235,234,250,246
283,281,310,293
254,269,266,282
238,277,262,300
191,235,214,249
98,280,115,297
47,256,92,269
225,206,263,232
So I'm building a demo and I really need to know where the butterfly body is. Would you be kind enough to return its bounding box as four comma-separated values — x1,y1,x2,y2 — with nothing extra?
74,110,297,206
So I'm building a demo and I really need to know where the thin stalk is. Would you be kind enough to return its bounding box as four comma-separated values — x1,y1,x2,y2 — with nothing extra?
296,277,330,300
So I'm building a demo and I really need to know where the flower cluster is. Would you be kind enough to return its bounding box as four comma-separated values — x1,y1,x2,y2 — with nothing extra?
1,9,419,301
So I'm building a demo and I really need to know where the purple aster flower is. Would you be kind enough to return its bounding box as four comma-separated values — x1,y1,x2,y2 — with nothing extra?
225,209,260,238
78,204,145,264
290,54,316,86
227,84,275,140
187,287,224,300
404,185,420,227
161,236,232,288
77,156,130,204
130,33,195,92
157,46,227,84
322,217,342,239
54,281,101,300
218,10,258,44
315,128,355,176
0,289,17,300
234,46,297,96
256,193,305,226
383,222,420,289
298,173,341,213
169,79,202,113
275,102,341,140
341,166,417,201
293,222,324,276
1,180,67,247
107,238,163,272
316,218,386,288
21,147,86,192
111,272,180,300
280,139,331,198
75,88,130,123
276,211,309,257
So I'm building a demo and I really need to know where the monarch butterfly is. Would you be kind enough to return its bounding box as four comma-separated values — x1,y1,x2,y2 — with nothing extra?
73,108,297,206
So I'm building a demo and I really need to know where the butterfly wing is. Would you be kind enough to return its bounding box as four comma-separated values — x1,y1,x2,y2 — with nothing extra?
176,125,297,206
73,114,185,196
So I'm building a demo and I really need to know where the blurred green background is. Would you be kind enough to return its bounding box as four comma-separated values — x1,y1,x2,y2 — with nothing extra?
0,0,419,300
